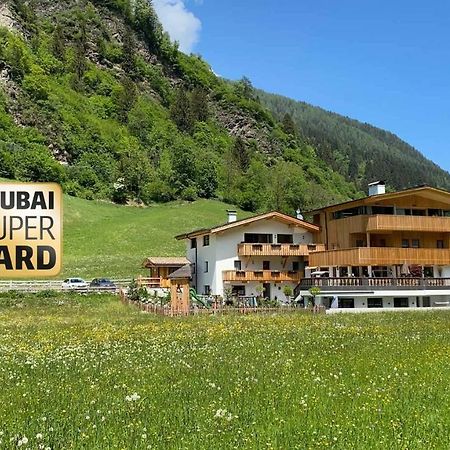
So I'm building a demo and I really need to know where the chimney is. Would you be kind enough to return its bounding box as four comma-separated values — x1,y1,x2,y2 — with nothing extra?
227,210,237,223
296,208,304,220
368,181,386,196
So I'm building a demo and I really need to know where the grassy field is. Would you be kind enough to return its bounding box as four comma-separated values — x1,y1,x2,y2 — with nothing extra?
1,294,449,449
62,196,249,279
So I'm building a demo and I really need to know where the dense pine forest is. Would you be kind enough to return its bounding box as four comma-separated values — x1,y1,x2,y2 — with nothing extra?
0,0,448,214
257,91,450,192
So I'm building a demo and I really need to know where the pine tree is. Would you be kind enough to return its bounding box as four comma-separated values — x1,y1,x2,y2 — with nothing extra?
235,76,254,100
122,26,137,78
170,88,194,133
71,14,88,91
282,113,297,137
116,76,137,122
232,136,250,171
190,87,208,122
52,22,66,60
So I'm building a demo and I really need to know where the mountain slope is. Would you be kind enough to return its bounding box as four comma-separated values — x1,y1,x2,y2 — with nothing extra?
0,0,358,215
257,90,450,191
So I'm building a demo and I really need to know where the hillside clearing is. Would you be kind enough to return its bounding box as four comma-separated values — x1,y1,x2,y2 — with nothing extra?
62,196,248,279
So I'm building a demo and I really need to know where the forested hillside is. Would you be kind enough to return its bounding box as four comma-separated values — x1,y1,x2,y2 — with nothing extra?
0,0,358,214
257,90,450,191
0,1,447,218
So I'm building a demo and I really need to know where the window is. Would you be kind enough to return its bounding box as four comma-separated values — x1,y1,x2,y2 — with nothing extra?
371,206,394,215
234,260,242,270
292,261,300,271
263,261,270,270
437,240,444,249
356,239,364,247
204,261,209,273
422,297,431,307
204,285,211,295
339,298,355,308
277,234,294,244
379,239,386,247
190,238,197,249
424,267,434,278
411,239,420,248
368,298,383,308
203,235,210,246
244,233,273,244
394,297,409,308
402,239,409,248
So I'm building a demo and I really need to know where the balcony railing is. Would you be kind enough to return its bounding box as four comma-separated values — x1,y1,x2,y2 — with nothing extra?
238,243,325,257
137,276,171,289
298,277,450,291
223,270,302,282
309,247,450,267
367,215,450,233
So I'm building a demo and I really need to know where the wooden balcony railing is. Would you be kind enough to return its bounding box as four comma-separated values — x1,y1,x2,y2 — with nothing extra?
223,270,302,282
367,215,450,232
237,243,325,257
298,277,450,291
137,276,171,289
309,247,450,267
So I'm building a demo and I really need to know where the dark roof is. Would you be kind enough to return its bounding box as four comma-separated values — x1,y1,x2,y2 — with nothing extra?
175,211,320,240
168,264,192,280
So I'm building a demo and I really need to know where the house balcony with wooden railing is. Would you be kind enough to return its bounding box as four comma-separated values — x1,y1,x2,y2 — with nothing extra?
297,277,450,292
366,215,450,233
223,270,302,283
237,243,325,257
309,247,450,267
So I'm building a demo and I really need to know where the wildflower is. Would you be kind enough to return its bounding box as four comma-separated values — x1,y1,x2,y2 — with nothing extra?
125,393,141,402
17,436,29,447
36,433,43,440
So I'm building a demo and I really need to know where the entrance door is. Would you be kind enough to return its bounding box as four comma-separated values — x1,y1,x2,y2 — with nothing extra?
263,283,271,300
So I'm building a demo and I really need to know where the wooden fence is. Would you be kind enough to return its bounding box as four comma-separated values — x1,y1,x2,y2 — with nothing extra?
118,288,325,317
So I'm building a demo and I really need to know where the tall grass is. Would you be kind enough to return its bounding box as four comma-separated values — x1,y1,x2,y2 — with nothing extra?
1,295,449,448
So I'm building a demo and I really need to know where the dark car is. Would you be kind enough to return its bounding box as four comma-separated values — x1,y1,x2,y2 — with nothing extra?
90,278,117,291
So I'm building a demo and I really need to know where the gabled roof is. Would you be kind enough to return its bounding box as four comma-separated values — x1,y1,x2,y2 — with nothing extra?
143,257,190,268
307,185,450,214
175,211,320,240
168,264,192,280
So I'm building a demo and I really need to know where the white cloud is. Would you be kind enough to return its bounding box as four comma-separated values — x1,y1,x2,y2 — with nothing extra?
153,0,202,53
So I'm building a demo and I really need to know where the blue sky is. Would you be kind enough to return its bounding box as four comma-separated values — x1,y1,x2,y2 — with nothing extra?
153,0,450,172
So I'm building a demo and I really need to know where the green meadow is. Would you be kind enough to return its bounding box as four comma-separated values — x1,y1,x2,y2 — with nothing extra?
0,294,449,449
62,196,248,279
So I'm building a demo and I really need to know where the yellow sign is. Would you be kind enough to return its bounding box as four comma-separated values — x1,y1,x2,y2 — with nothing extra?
0,183,62,277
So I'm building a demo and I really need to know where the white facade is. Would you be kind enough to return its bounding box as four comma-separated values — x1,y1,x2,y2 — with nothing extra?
185,218,315,301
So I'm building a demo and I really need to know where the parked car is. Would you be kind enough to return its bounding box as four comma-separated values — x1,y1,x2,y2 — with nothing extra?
90,278,117,291
62,278,89,290
310,270,330,278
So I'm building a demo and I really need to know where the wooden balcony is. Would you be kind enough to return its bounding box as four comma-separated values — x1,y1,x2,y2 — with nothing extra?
237,243,325,257
223,270,302,283
309,247,450,267
137,276,171,289
367,215,450,233
298,277,450,291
